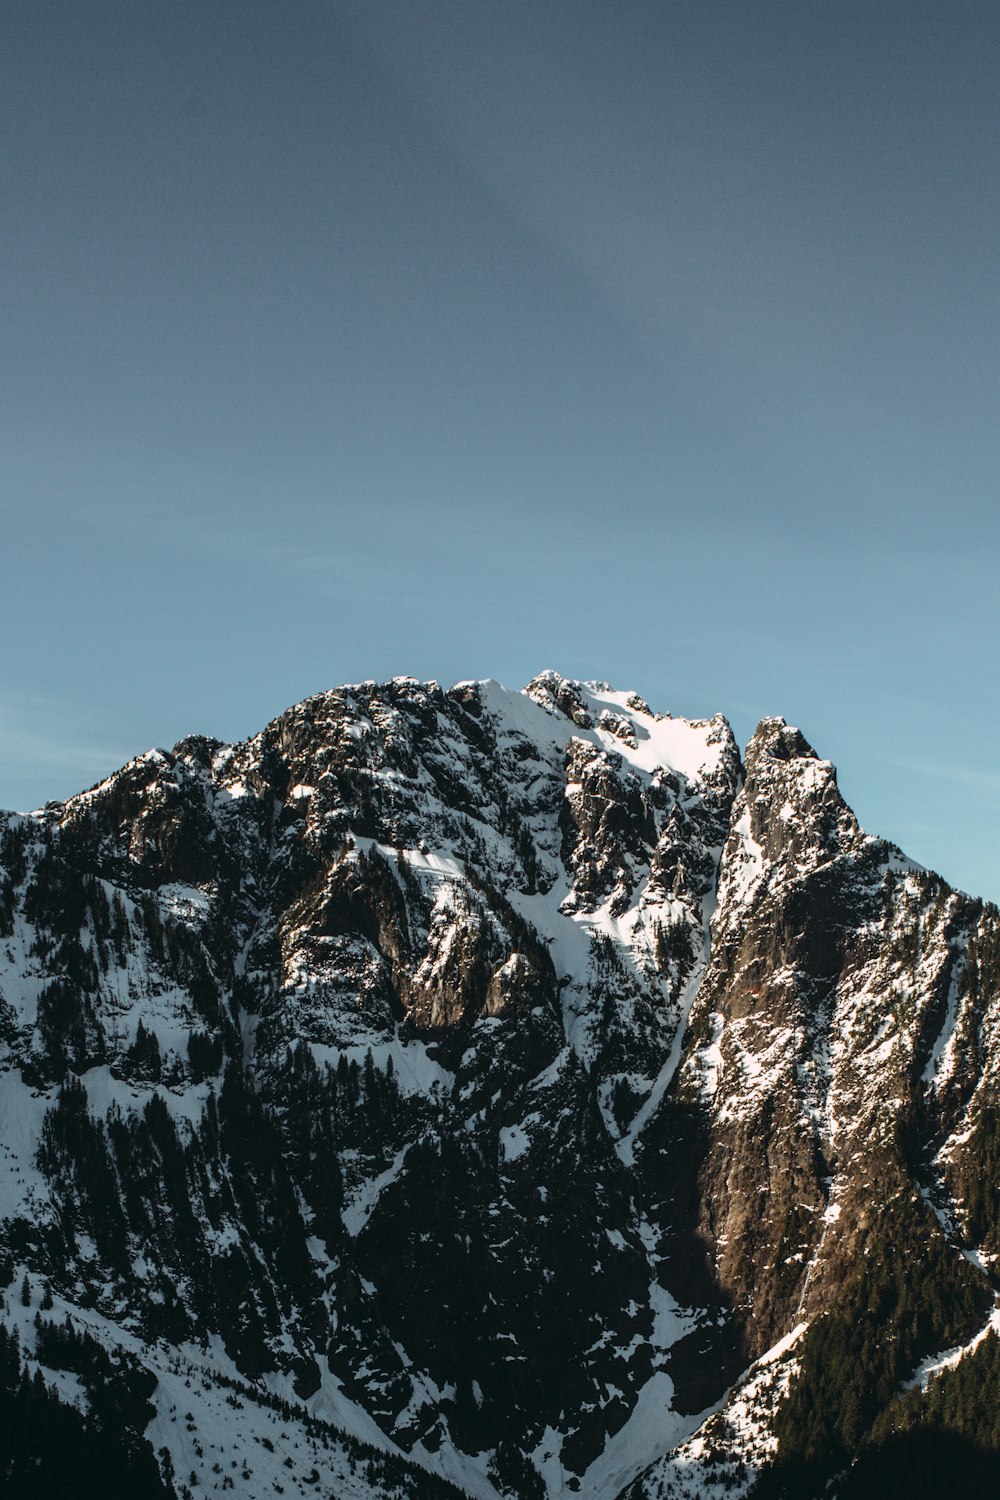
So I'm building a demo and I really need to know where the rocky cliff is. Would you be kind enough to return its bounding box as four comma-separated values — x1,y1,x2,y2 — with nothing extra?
0,673,997,1499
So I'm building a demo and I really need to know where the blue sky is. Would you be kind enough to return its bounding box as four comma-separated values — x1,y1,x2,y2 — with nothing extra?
3,1,999,900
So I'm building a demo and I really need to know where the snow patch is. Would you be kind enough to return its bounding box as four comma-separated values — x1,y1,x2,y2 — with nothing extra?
342,1145,411,1237
907,1304,1000,1390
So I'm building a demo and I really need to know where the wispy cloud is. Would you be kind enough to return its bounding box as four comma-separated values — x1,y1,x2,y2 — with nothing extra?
868,748,1000,806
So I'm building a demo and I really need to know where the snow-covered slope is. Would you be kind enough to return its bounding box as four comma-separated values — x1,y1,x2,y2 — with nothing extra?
1,673,998,1499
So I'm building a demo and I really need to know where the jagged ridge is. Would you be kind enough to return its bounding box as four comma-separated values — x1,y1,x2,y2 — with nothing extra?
0,673,998,1499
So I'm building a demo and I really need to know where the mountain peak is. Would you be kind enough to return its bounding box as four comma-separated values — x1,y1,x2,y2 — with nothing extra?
2,673,995,1500
745,714,820,767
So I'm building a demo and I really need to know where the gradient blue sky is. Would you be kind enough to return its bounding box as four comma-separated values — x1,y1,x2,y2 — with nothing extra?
3,1,999,899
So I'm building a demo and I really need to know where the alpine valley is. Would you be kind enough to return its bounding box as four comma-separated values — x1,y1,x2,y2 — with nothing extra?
1,672,999,1499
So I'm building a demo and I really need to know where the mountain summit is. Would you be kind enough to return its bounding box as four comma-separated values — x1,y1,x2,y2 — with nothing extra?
1,674,998,1498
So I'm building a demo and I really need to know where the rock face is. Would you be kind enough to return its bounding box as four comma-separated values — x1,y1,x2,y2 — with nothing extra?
0,673,998,1500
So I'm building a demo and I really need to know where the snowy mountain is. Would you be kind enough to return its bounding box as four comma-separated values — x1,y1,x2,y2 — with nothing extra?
1,672,998,1498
